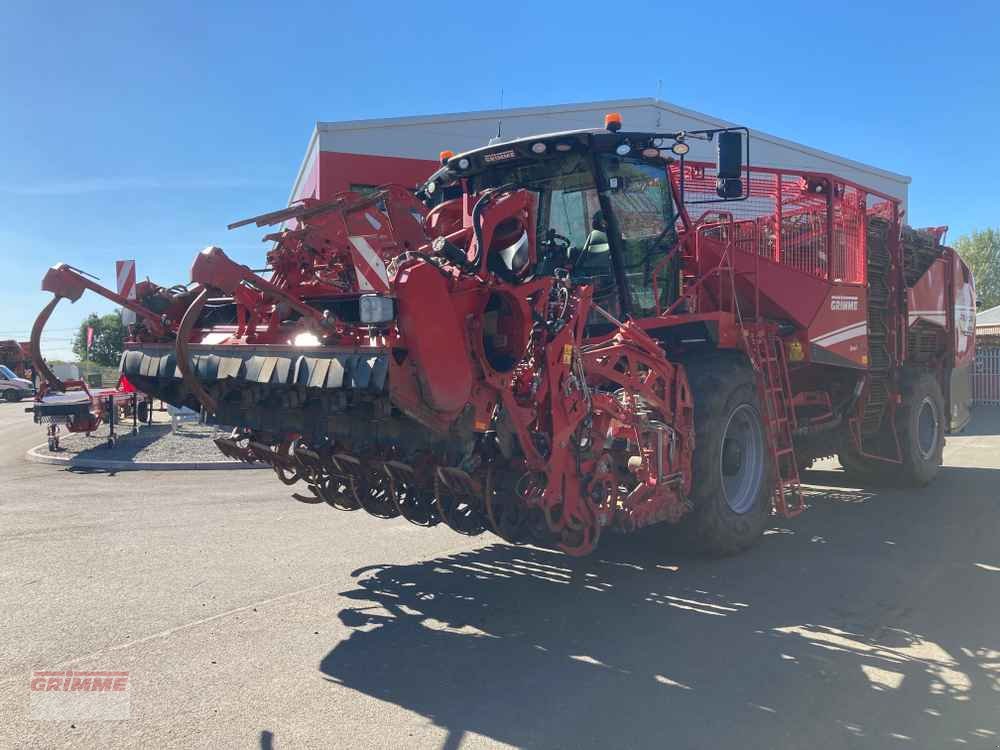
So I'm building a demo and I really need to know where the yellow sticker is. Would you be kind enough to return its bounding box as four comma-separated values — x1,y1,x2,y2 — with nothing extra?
561,344,573,365
787,340,805,363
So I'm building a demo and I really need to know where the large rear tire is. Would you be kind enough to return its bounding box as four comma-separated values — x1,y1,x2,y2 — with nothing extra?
684,354,774,556
896,370,945,486
838,370,944,486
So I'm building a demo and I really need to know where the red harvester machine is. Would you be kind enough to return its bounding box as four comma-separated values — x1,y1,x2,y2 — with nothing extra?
33,114,976,555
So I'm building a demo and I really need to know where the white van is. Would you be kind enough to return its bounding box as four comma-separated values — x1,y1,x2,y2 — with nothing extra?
0,365,35,402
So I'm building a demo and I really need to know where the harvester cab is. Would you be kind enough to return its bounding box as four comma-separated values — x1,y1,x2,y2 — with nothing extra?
420,117,748,326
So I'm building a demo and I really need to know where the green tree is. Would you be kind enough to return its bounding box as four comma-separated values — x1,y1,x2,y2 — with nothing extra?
73,311,126,367
954,228,1000,310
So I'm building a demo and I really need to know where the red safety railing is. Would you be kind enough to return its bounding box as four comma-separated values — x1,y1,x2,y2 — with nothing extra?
673,163,900,287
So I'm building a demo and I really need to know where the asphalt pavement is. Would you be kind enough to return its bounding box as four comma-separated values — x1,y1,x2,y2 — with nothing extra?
2,399,999,749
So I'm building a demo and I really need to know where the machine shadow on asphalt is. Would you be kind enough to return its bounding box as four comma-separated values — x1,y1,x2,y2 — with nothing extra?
306,468,1000,750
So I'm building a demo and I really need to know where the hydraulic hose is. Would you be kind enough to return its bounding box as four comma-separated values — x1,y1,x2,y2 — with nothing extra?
30,297,66,392
174,285,218,414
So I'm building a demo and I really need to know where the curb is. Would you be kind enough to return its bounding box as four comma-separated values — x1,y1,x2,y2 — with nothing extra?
26,444,267,472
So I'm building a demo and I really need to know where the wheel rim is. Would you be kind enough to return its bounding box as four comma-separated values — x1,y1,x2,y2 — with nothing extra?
720,404,765,514
917,396,939,461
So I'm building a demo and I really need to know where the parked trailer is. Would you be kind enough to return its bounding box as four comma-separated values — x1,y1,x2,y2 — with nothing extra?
29,378,151,451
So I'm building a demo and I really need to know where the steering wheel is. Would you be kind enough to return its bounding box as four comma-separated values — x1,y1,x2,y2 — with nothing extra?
536,229,571,268
542,229,571,253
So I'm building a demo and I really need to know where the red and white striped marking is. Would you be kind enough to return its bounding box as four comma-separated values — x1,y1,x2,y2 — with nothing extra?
810,321,868,348
347,236,389,293
116,260,136,300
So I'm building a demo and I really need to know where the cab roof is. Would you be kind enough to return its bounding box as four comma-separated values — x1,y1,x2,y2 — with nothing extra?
422,127,679,194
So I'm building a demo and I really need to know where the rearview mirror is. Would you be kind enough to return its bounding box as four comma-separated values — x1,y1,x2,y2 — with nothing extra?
716,131,744,199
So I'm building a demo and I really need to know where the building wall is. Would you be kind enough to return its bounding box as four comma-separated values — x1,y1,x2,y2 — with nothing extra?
318,152,436,197
289,99,911,207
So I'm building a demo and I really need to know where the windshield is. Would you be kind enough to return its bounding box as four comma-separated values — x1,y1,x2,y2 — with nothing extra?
471,151,594,189
470,152,596,236
471,154,618,314
0,364,17,379
470,151,677,319
470,153,598,246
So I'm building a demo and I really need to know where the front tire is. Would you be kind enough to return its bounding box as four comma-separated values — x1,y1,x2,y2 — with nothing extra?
684,354,774,556
3,389,20,402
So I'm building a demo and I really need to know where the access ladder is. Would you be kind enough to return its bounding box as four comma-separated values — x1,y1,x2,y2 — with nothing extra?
745,327,805,517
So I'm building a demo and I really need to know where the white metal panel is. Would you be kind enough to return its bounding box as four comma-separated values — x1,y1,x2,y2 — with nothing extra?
288,129,321,204
975,303,1000,328
296,98,910,208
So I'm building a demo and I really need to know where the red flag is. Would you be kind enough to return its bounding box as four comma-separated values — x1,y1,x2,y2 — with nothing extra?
86,326,94,351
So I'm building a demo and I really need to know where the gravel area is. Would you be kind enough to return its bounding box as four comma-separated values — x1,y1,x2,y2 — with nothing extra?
46,411,240,464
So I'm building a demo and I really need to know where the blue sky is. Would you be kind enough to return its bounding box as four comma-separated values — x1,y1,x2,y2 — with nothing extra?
2,0,998,358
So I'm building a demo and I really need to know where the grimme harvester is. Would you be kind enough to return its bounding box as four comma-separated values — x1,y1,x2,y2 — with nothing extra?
32,114,975,556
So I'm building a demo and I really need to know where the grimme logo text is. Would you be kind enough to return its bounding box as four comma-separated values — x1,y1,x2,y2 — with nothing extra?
30,671,129,692
830,295,860,311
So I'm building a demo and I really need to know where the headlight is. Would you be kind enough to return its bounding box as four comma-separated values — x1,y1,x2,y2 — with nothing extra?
359,294,394,323
293,332,321,347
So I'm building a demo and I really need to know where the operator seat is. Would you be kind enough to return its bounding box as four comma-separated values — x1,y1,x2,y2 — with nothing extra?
571,211,612,281
571,211,621,328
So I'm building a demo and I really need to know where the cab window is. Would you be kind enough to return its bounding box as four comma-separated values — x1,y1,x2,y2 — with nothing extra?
548,187,589,248
599,156,678,317
545,186,618,319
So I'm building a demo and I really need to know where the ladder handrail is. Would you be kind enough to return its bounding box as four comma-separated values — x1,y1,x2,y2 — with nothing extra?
745,327,805,517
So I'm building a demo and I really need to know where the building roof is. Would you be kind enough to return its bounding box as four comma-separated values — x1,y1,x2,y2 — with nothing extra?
291,98,911,203
977,303,1000,328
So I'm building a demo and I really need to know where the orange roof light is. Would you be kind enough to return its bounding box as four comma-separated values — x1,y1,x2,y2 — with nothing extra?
604,112,622,132
439,149,454,164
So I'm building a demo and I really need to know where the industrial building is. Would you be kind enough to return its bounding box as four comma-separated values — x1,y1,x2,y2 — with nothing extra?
288,98,911,207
